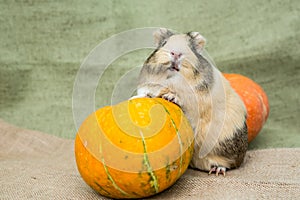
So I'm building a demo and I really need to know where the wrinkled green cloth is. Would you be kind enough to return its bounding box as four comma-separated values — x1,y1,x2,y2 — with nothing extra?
0,0,299,149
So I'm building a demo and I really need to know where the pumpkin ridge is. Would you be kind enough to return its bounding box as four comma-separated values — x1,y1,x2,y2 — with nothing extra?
168,114,183,178
153,99,183,178
139,129,159,193
98,141,130,197
94,181,111,196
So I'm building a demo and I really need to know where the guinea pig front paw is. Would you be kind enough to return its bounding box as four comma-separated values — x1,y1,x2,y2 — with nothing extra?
130,90,156,100
162,93,181,107
130,93,153,100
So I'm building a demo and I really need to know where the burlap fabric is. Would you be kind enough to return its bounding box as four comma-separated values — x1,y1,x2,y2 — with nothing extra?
1,119,299,199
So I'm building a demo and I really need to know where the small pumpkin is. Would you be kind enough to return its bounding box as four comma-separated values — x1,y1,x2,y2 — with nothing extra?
75,98,194,199
223,73,269,142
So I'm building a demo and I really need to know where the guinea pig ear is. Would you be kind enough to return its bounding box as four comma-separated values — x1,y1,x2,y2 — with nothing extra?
188,32,206,51
153,28,174,46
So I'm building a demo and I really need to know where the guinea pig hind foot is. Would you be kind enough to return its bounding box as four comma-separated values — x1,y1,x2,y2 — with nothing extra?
208,166,227,177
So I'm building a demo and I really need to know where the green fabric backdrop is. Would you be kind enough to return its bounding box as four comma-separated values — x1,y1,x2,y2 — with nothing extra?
0,0,299,150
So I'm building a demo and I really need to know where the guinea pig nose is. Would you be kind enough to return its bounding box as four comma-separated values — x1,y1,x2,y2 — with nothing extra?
170,51,182,59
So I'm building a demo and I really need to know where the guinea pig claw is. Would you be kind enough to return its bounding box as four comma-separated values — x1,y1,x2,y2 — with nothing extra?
216,167,226,177
208,166,216,175
209,166,226,177
162,93,181,107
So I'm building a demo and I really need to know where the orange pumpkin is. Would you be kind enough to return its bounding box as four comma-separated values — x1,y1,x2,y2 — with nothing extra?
75,98,194,199
223,73,269,142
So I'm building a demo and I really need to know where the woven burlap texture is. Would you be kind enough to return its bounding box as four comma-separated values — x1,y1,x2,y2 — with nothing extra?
1,119,299,200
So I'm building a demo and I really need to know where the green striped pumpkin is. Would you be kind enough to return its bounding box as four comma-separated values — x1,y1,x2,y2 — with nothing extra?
75,98,194,198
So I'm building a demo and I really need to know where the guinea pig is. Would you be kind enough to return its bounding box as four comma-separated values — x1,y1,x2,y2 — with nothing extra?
133,28,248,176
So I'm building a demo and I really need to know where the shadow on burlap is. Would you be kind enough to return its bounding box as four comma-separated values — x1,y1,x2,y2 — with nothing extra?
1,119,299,200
